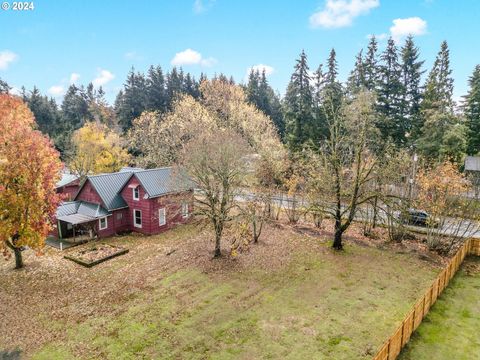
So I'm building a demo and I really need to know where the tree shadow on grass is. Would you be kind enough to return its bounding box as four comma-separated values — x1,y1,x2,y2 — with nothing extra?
0,349,22,360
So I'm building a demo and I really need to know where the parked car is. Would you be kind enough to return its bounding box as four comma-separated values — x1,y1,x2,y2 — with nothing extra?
401,209,440,228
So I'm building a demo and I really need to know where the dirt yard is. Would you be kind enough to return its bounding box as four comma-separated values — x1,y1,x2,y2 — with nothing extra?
1,220,442,359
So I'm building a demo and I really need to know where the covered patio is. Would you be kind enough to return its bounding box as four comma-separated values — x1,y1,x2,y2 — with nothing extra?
53,201,110,244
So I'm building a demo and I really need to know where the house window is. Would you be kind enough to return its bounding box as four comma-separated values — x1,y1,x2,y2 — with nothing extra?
159,208,166,226
134,209,142,228
99,217,108,230
133,186,140,201
116,212,123,221
182,202,189,218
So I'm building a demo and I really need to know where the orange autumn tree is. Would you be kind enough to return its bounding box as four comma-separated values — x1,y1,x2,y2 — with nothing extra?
0,94,62,269
415,161,470,250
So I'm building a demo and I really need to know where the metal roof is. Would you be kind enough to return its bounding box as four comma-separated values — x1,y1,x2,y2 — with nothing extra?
77,201,109,217
56,173,79,188
86,172,133,210
119,166,144,173
56,201,80,217
465,156,480,172
57,213,97,225
133,167,193,198
56,201,109,221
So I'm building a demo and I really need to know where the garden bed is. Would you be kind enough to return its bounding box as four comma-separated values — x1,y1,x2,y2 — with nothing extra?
64,244,129,267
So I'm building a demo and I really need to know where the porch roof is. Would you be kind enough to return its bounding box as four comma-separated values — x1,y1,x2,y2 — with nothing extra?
57,213,98,225
56,201,109,225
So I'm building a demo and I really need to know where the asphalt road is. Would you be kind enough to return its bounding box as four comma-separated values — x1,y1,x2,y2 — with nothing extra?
235,192,480,239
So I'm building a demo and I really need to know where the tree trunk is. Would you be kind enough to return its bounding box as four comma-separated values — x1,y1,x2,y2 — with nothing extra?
6,237,24,269
332,219,343,250
333,228,343,250
214,231,222,258
372,195,378,228
13,247,23,269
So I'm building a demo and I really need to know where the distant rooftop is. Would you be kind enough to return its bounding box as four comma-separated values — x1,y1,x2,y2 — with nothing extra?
56,173,79,188
465,156,480,172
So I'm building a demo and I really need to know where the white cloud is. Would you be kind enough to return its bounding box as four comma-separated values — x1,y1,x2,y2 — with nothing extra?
246,64,275,78
10,86,22,96
124,51,143,61
193,0,215,14
310,0,379,29
390,17,427,41
70,73,80,84
171,48,217,67
0,50,18,70
92,69,115,87
48,85,65,96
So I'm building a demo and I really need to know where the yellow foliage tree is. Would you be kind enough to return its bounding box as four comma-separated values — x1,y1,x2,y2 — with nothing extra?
69,122,130,176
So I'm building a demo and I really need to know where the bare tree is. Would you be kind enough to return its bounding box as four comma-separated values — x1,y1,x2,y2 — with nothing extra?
317,91,382,250
179,130,249,257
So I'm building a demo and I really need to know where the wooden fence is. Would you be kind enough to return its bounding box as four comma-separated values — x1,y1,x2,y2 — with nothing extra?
373,238,480,360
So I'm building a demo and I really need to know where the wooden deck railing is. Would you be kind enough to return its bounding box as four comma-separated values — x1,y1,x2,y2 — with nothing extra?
373,238,480,360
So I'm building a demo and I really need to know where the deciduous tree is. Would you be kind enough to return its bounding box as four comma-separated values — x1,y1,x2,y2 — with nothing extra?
179,130,249,257
68,122,130,177
0,95,62,269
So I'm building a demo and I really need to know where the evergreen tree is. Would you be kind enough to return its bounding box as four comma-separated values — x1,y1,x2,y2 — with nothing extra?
245,69,285,137
364,36,380,92
246,69,260,105
26,87,61,137
0,78,10,93
417,111,466,163
146,65,168,112
115,68,147,131
312,63,327,141
422,41,455,114
166,67,183,107
284,50,314,151
377,37,405,146
418,41,461,161
400,35,424,142
346,50,366,96
464,65,480,154
61,84,90,130
320,49,343,141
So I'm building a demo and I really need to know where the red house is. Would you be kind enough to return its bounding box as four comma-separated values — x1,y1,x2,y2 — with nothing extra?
55,173,80,201
52,167,193,240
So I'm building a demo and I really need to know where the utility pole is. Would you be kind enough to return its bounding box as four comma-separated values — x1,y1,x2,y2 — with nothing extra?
408,153,418,205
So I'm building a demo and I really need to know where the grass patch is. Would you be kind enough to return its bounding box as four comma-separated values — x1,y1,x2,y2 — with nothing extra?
399,257,480,360
32,237,437,358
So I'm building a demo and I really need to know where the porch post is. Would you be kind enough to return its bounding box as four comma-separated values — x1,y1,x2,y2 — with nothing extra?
57,220,63,239
73,224,76,242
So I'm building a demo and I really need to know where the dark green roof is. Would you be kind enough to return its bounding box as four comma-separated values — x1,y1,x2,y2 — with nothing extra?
56,201,109,218
133,167,193,198
74,167,193,209
84,172,132,210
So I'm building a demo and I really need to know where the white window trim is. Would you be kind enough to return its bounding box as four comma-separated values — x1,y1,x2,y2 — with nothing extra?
99,217,108,230
134,209,142,228
182,203,189,218
133,186,140,201
159,208,166,226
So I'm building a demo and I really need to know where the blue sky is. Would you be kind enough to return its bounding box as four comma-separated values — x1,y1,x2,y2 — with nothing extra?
0,0,478,104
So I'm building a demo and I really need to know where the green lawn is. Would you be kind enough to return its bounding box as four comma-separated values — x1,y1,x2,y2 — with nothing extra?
399,257,480,360
1,223,439,359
